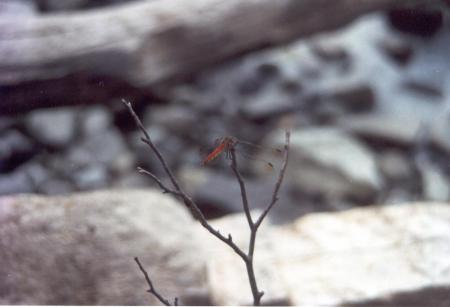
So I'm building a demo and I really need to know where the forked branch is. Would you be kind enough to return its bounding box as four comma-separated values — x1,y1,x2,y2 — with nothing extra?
134,257,178,306
123,99,290,305
228,131,290,305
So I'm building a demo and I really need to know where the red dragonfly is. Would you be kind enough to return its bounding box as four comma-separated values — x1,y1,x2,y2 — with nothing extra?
201,136,281,169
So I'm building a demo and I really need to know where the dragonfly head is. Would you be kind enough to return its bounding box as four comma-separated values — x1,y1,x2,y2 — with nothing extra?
224,136,238,147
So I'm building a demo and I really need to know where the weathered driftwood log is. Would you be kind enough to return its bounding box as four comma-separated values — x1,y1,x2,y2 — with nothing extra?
0,0,427,113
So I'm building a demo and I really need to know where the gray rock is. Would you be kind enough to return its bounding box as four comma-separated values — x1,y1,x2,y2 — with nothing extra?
73,166,109,190
18,161,50,188
311,41,349,63
50,128,129,188
0,130,34,170
57,147,92,173
419,162,449,202
164,85,211,108
0,190,208,305
337,113,423,146
178,166,300,220
255,62,281,80
236,72,267,96
278,78,303,94
205,203,450,305
110,152,135,176
377,35,413,66
36,0,88,11
402,80,443,98
326,82,375,113
38,178,74,195
430,112,450,155
0,160,54,195
381,188,415,205
112,172,152,189
0,0,36,15
79,127,129,166
377,86,441,124
403,24,450,96
313,101,347,124
48,149,93,185
130,126,183,174
143,105,197,135
0,171,34,195
25,108,77,148
266,128,382,202
79,106,112,136
377,150,413,182
240,87,296,120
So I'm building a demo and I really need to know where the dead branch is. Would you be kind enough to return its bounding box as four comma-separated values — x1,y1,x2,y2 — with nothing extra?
124,99,290,305
134,257,178,306
122,99,247,261
255,132,291,229
228,132,290,305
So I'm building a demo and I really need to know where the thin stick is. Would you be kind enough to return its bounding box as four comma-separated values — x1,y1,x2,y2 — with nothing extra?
229,148,261,305
123,99,246,258
137,167,181,196
134,257,178,306
255,131,290,229
124,99,290,306
227,131,290,306
230,148,254,229
122,99,183,192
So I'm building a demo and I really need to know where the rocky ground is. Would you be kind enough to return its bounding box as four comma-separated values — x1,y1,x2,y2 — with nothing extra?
1,1,450,306
1,7,449,221
1,190,450,305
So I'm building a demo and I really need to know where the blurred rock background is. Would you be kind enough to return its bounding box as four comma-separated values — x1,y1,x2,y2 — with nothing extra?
1,0,450,305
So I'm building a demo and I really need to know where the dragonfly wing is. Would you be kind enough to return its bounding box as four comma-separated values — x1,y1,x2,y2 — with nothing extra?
235,149,275,171
237,139,283,155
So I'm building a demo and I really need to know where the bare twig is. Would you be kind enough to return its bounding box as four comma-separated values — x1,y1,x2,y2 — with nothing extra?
137,167,181,196
134,257,178,306
122,99,182,192
124,99,290,305
228,131,290,306
255,131,291,229
123,98,246,249
229,149,254,229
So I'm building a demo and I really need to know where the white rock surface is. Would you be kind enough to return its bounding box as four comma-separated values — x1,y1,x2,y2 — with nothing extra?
200,211,290,306
2,189,449,306
276,203,450,306
205,202,450,306
0,189,208,305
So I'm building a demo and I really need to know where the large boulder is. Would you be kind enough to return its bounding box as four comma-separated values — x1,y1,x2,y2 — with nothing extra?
205,203,450,305
0,189,209,305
